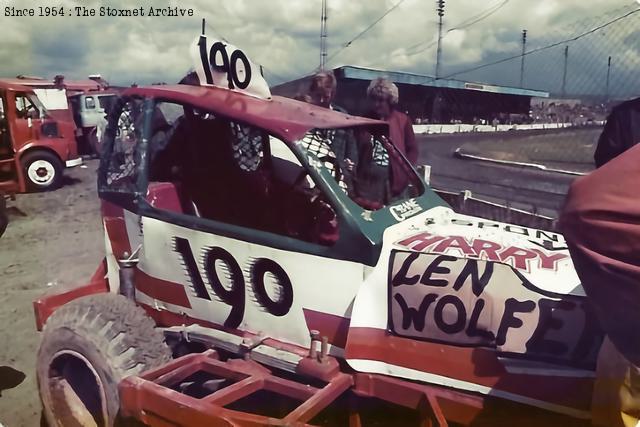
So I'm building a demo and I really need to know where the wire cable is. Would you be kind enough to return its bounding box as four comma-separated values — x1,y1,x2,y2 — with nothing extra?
402,0,510,57
441,6,640,80
323,0,408,67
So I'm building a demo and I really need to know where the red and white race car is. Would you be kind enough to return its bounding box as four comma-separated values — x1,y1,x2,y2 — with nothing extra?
33,35,597,427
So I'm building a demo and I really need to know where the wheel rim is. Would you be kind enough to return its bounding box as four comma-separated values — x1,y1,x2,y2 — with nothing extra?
46,350,109,427
27,160,56,186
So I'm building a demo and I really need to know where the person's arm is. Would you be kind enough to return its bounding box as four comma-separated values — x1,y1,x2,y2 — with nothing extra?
594,107,623,167
559,143,640,365
593,99,640,167
404,114,418,165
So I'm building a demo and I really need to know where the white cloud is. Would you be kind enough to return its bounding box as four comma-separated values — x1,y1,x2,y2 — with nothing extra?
0,0,637,97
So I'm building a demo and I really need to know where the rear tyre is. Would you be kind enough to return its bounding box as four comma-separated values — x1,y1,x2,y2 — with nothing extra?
21,151,63,191
37,293,172,427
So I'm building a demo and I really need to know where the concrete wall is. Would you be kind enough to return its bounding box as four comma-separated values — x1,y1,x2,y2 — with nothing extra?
411,122,605,134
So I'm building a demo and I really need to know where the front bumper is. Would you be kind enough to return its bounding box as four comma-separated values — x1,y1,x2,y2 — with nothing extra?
65,157,83,168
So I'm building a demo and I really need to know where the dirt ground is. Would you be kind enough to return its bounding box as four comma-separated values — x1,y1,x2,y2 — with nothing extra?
0,159,103,427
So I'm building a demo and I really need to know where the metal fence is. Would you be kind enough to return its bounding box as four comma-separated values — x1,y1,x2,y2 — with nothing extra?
417,1,640,219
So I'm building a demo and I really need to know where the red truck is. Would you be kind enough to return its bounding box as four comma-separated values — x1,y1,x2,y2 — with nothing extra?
0,79,83,192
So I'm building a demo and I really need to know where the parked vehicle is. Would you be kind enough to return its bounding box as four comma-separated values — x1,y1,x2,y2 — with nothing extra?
68,92,117,156
33,36,596,427
0,80,82,192
10,75,115,156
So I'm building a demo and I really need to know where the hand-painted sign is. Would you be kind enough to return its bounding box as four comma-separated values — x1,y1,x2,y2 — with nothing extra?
190,35,271,100
396,232,567,272
389,250,602,367
427,216,568,251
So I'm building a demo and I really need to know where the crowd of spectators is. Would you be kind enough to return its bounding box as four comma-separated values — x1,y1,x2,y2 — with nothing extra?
410,99,616,126
530,99,611,125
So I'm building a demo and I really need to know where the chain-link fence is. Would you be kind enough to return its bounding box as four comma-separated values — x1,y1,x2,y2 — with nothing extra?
408,1,640,219
446,2,639,167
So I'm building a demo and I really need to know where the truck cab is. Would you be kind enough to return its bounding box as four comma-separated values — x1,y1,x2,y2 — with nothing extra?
0,81,82,192
69,92,117,129
68,92,117,155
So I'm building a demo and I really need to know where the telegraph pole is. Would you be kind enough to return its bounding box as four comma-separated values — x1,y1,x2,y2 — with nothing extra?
605,56,612,102
561,45,569,98
435,0,445,79
519,29,527,87
319,0,328,71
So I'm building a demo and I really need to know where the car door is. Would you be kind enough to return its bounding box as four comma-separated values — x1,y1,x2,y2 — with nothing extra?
0,92,12,158
0,91,19,188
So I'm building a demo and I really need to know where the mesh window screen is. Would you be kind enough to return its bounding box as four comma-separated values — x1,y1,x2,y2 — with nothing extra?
105,100,143,191
299,129,348,191
229,122,264,172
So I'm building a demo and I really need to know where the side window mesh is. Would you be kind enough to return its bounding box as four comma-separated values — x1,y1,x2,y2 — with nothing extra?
104,100,144,191
371,136,390,167
299,130,348,191
229,122,264,172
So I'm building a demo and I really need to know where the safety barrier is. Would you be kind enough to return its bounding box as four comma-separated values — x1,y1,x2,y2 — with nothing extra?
411,122,602,134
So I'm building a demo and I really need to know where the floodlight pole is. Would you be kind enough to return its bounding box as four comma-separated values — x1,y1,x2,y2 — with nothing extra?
435,0,445,79
320,0,328,71
561,45,568,98
605,56,612,102
519,29,527,88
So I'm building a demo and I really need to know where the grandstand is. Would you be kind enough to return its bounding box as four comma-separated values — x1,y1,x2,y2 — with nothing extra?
271,65,549,124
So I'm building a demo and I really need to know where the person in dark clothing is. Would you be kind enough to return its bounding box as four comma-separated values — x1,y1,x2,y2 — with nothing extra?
308,71,346,113
560,143,640,426
308,71,357,182
593,97,640,167
362,78,417,199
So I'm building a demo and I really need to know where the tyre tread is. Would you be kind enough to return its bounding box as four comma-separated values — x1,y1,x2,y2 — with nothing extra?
38,293,171,426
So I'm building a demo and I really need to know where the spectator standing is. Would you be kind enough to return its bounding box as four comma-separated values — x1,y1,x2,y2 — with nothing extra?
308,71,347,113
366,77,418,165
593,97,640,167
308,71,357,176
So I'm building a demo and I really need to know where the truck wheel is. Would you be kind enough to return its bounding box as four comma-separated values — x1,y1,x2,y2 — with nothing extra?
21,151,63,191
0,194,7,238
37,293,171,427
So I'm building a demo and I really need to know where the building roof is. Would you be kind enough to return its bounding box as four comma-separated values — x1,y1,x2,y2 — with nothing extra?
122,84,386,143
334,66,549,98
0,77,103,92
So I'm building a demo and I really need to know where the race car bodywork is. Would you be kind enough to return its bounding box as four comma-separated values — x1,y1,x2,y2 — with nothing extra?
34,35,599,427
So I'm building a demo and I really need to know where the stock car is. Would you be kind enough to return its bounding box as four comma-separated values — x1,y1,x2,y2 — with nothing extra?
32,35,598,427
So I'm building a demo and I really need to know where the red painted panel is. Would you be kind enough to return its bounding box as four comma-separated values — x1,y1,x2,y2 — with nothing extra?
33,260,109,330
101,201,132,258
135,269,192,309
302,308,350,348
346,327,593,412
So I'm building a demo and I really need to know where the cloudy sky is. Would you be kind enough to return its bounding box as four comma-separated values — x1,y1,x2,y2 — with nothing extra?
1,0,638,97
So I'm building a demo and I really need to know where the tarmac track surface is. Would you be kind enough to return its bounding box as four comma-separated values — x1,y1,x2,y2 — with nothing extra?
417,132,580,218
